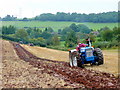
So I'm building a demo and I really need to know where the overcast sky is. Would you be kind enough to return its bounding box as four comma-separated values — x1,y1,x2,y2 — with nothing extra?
0,0,119,18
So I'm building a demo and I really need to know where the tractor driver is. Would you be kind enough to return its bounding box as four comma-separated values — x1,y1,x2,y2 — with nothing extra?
76,43,87,52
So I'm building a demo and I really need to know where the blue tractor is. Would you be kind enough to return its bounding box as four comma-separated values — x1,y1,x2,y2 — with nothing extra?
69,42,104,68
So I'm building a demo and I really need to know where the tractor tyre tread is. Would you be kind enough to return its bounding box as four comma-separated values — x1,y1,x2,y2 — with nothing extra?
94,48,104,65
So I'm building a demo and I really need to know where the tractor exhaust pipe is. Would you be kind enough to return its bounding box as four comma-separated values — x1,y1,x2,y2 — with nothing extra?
88,38,91,47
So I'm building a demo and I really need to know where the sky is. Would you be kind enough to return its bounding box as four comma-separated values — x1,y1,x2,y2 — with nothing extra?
0,0,119,18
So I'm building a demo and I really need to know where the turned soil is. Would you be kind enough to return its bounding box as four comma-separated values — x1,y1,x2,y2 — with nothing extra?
2,40,73,88
22,44,119,77
1,40,120,88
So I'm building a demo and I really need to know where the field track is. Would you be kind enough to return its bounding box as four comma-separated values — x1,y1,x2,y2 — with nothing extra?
11,41,120,88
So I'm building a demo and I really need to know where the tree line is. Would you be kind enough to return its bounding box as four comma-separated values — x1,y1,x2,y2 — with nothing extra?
1,24,120,50
1,11,118,23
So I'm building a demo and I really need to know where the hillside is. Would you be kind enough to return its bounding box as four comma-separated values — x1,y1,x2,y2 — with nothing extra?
2,21,118,30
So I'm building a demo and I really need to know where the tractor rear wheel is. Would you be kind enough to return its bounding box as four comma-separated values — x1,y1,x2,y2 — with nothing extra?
69,51,83,67
94,48,104,65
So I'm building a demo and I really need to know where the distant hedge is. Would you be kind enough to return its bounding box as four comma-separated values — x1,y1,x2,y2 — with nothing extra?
1,34,47,47
93,41,119,49
1,35,21,42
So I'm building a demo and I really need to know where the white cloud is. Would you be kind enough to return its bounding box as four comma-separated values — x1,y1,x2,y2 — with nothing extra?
0,0,119,18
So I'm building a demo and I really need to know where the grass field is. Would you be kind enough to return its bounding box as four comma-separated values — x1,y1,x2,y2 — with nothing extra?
2,21,118,31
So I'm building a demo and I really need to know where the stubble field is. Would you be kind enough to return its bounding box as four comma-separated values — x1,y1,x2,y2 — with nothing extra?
1,40,119,88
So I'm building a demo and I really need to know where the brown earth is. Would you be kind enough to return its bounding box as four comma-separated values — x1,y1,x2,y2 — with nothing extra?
2,40,74,88
1,40,120,88
22,44,119,77
0,40,2,89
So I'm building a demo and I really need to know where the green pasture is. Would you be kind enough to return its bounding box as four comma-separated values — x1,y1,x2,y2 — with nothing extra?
1,21,118,31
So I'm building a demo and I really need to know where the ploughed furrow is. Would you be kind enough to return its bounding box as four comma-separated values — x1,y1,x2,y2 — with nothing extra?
12,42,68,65
11,42,120,88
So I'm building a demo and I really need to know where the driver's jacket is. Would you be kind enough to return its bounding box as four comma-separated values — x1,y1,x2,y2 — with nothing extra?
76,43,86,51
